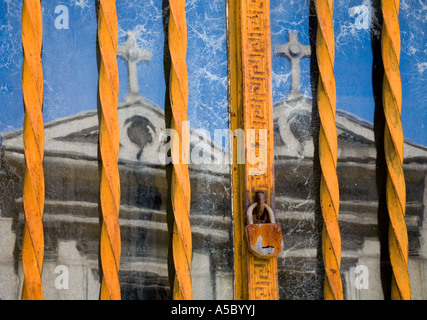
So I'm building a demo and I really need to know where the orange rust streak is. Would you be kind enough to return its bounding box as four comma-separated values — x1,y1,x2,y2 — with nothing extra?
21,0,44,301
381,0,411,300
98,0,121,300
315,0,343,300
169,0,192,300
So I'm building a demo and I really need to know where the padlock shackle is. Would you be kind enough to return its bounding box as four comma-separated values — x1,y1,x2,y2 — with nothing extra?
246,202,276,225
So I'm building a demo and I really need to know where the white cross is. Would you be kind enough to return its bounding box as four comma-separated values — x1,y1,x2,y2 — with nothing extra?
274,31,311,100
118,31,152,102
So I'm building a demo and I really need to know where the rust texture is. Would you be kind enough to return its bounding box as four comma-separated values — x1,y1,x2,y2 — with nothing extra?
98,0,121,300
315,0,343,300
381,0,411,300
21,0,45,300
245,223,282,259
245,202,282,259
169,0,192,300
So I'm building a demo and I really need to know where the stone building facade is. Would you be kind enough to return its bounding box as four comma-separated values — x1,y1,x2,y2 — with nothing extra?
0,29,426,300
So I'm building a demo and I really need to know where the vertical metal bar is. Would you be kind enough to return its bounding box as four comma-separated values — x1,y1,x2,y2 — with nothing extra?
314,0,343,299
98,0,121,300
381,0,411,300
228,0,279,300
168,0,192,300
227,0,247,300
21,0,45,300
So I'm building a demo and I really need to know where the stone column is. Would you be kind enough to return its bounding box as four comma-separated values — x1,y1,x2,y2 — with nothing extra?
0,217,19,299
191,251,213,299
346,239,384,300
43,240,89,300
407,176,427,299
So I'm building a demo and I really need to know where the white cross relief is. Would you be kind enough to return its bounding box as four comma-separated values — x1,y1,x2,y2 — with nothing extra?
274,31,311,100
118,31,153,103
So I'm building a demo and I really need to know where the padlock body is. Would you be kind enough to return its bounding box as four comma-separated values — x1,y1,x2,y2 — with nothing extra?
245,223,283,259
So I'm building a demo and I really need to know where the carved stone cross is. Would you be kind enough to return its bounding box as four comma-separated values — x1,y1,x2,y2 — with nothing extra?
118,31,153,102
274,31,311,100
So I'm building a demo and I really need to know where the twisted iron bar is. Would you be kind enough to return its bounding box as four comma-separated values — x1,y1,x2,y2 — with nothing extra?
21,0,45,300
315,0,343,300
168,0,192,300
98,0,121,300
381,0,411,300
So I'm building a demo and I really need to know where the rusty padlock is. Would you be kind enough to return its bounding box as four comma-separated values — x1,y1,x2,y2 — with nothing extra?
245,201,283,259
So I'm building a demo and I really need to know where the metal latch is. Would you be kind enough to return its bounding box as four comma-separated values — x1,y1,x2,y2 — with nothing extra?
245,193,283,259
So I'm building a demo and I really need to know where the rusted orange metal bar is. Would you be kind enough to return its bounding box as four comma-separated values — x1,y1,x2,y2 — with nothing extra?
227,0,246,299
21,0,45,300
314,0,343,300
381,0,411,300
228,0,281,300
98,0,121,300
168,0,192,300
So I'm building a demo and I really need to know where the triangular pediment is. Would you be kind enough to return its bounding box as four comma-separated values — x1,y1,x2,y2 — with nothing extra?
2,96,426,170
273,96,427,162
1,99,228,174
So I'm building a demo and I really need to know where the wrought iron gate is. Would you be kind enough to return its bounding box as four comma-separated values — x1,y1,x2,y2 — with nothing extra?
0,0,426,300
